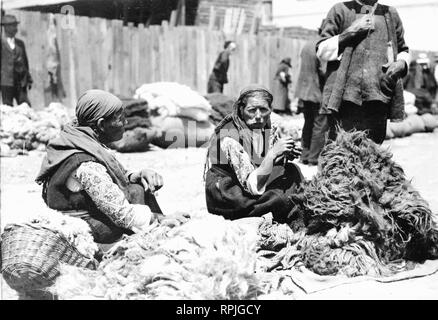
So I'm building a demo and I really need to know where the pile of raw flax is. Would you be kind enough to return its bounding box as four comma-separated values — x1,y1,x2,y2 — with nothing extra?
258,130,438,277
51,215,291,300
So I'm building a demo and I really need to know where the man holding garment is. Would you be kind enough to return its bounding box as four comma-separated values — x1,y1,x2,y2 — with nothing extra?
317,0,410,144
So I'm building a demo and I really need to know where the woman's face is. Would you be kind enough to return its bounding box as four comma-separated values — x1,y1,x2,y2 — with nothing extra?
100,109,127,142
242,96,271,130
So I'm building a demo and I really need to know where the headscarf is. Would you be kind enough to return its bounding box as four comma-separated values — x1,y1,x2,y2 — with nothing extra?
76,89,123,126
204,85,274,178
36,90,129,196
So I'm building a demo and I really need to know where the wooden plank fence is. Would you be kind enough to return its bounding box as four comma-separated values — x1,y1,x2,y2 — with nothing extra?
9,10,310,110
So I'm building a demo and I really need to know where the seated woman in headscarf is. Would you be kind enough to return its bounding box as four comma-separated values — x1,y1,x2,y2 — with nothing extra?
204,85,304,222
36,90,181,245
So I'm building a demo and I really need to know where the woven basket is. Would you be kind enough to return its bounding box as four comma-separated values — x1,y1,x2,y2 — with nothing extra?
1,223,98,292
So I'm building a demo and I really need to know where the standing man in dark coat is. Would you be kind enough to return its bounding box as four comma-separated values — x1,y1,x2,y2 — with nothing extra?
295,25,327,166
317,0,410,145
1,14,32,106
207,41,236,94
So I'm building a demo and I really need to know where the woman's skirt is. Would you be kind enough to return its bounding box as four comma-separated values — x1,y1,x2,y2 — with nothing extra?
205,163,303,222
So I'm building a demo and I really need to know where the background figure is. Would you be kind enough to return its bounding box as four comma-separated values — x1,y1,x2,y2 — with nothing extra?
1,14,32,106
207,40,236,94
317,0,410,145
272,57,292,114
404,54,437,115
295,27,327,166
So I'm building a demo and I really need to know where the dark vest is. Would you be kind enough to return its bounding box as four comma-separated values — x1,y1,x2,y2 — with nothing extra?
42,152,100,214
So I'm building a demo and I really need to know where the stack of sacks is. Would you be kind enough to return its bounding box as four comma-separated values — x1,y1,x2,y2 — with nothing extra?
108,98,159,153
385,91,438,140
386,113,438,140
134,82,214,148
204,93,236,125
0,103,71,156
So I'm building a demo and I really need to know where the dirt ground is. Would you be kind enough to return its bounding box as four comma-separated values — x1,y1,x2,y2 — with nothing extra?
1,130,438,299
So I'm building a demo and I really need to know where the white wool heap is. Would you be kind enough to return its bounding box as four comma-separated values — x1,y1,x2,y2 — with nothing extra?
51,215,294,300
0,103,72,154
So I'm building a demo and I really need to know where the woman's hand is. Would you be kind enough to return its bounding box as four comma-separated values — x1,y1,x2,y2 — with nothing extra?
130,169,164,193
269,137,298,161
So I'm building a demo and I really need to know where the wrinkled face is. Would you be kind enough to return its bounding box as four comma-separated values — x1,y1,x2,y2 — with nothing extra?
242,96,271,130
4,24,18,37
100,109,127,142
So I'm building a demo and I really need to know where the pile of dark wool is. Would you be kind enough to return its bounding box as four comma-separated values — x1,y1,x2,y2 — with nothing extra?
297,130,438,265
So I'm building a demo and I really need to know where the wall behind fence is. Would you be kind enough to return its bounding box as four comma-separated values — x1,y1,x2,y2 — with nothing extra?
10,10,309,110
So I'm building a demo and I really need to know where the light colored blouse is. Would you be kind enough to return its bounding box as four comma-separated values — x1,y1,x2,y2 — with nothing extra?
65,161,153,231
220,122,280,196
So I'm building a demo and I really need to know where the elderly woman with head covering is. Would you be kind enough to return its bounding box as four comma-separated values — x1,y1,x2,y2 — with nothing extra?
36,90,179,245
204,85,304,222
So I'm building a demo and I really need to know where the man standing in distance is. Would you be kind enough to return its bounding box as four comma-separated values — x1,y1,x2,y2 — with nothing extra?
207,41,237,94
1,14,33,106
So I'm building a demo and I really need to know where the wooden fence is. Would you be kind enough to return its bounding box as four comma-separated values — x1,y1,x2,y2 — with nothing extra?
9,10,310,110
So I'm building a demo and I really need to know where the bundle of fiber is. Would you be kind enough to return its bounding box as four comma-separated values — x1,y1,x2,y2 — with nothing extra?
0,103,71,152
51,215,282,300
26,208,99,260
257,130,438,277
299,130,438,264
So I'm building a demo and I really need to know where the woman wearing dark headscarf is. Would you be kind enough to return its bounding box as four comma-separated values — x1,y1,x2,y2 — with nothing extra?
272,57,292,114
204,85,304,221
36,90,174,245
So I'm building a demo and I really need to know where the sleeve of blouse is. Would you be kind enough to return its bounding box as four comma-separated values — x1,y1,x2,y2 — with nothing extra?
316,4,344,61
220,137,267,195
390,7,410,75
75,162,153,230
